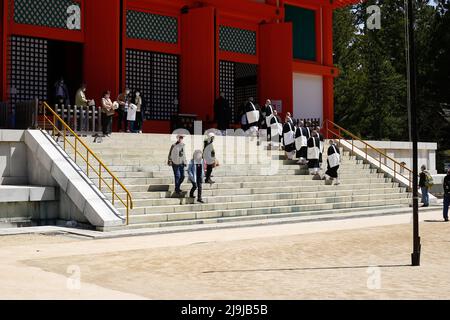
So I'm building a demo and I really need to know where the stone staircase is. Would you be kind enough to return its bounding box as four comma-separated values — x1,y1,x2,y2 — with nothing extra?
70,133,422,231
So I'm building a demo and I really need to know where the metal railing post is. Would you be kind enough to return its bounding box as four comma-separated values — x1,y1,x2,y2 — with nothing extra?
75,138,78,163
86,150,89,177
112,180,115,206
52,114,56,138
74,106,78,133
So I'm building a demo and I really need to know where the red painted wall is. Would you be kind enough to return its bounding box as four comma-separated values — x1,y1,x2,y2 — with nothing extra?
322,5,334,126
84,0,121,104
180,6,216,121
259,22,293,118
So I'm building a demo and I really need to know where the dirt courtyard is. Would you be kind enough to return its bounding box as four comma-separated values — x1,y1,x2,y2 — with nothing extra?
0,211,449,300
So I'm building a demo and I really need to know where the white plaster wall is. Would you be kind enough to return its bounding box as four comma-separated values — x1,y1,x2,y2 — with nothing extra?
352,140,438,174
293,73,323,121
0,130,28,185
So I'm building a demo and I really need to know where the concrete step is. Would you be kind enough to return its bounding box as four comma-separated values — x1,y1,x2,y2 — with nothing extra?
102,205,438,232
111,184,406,200
123,198,412,224
121,193,410,215
117,177,395,193
115,181,401,194
99,173,388,187
97,163,373,175
121,189,407,208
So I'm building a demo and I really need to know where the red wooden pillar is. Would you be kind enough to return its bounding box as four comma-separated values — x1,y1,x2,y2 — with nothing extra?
83,0,121,103
180,6,215,122
259,22,293,118
322,5,335,130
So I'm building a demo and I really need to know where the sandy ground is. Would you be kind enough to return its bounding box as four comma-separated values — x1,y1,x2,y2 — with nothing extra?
0,210,449,300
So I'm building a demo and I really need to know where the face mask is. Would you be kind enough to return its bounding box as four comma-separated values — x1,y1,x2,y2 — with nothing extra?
136,93,140,97
126,91,130,95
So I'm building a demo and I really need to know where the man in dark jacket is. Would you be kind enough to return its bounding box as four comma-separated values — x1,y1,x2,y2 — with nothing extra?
443,168,450,222
214,92,231,133
54,78,70,106
419,165,430,207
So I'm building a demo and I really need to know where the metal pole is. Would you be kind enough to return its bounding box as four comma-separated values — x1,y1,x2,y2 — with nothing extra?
406,0,421,266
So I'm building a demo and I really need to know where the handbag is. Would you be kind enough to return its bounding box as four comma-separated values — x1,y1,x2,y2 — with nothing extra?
307,137,320,159
328,145,340,168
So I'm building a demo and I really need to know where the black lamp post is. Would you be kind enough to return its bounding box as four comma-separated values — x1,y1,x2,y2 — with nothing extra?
406,0,421,266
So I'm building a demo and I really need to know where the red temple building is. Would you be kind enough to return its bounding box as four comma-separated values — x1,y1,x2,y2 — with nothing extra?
0,0,357,133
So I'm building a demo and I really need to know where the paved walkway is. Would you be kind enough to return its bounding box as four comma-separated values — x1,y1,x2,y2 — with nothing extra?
0,209,449,299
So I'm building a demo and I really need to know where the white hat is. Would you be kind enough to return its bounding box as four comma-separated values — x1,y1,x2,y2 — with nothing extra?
208,132,215,138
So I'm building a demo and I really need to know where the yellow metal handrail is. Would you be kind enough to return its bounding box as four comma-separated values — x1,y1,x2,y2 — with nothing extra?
325,120,413,189
40,101,133,224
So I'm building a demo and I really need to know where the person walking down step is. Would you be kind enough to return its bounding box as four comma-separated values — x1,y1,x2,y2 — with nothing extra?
168,134,187,196
203,132,218,184
188,150,205,204
443,168,450,222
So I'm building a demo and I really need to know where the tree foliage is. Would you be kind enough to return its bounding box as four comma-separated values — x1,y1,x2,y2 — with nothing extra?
333,0,450,145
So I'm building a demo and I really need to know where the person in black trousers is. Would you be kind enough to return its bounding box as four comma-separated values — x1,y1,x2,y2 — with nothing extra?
419,165,430,207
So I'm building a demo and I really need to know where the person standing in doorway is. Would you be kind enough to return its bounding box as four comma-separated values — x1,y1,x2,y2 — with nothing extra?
101,91,114,137
54,77,70,106
75,83,92,134
117,88,131,132
75,83,89,107
443,168,450,222
127,101,138,133
214,92,231,135
168,134,187,196
134,91,144,134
